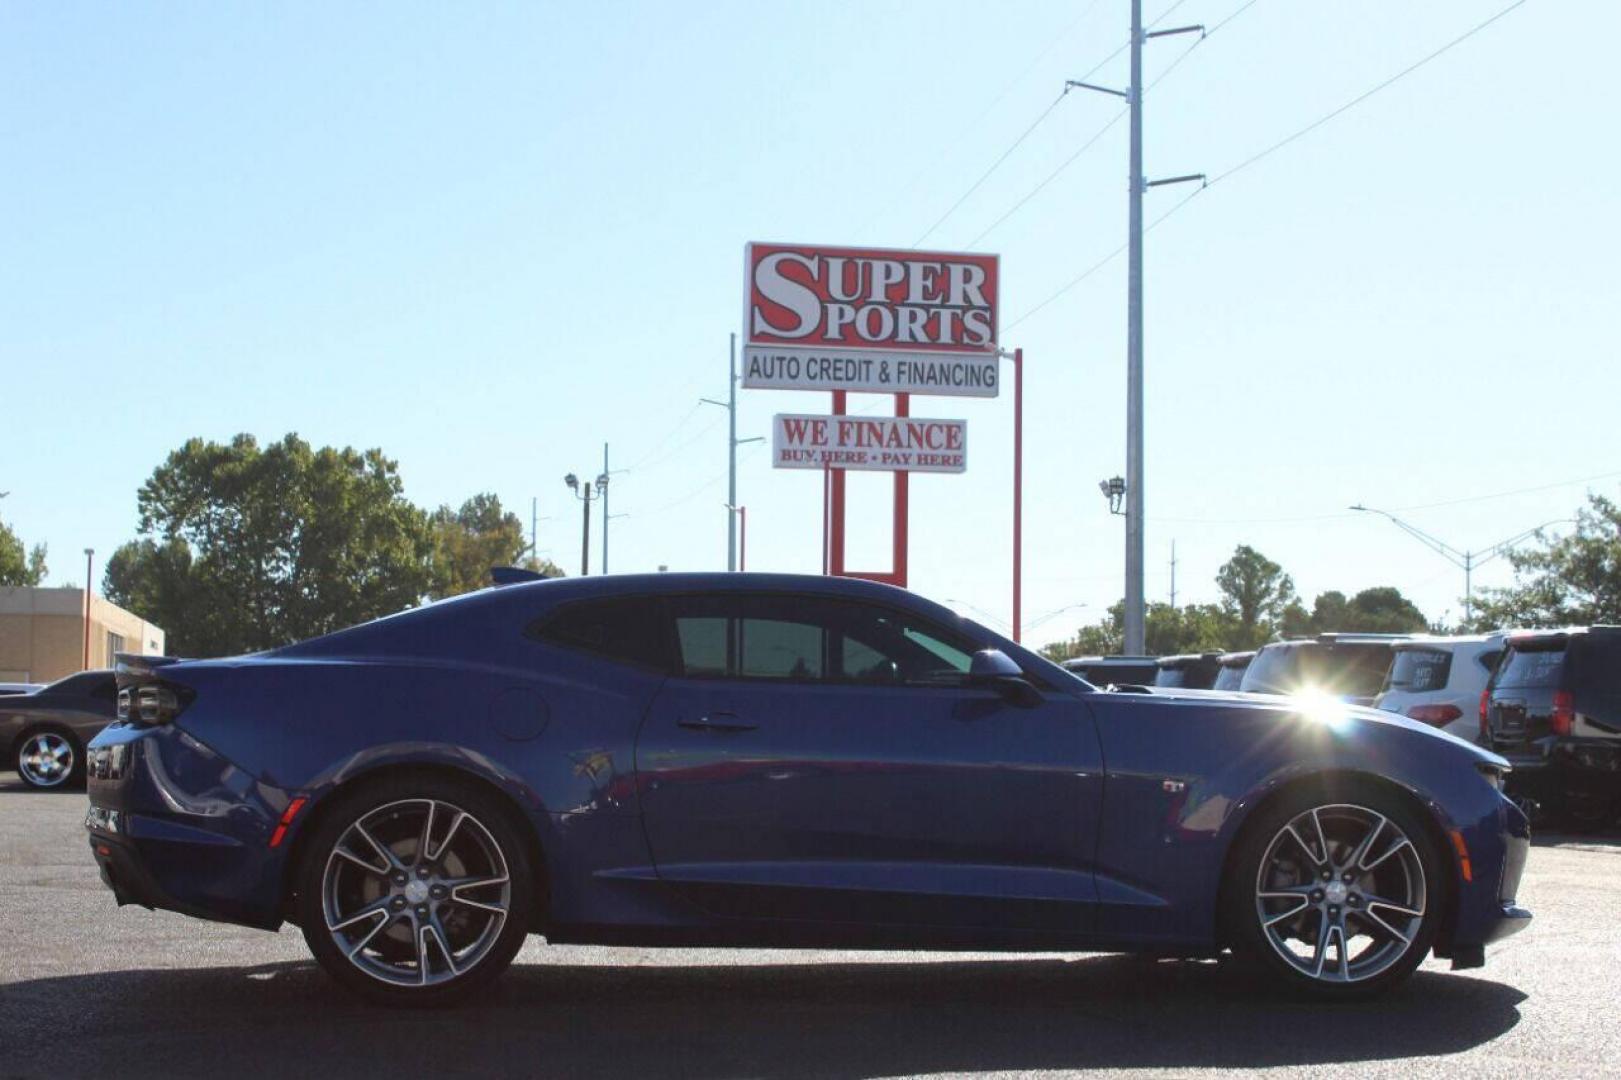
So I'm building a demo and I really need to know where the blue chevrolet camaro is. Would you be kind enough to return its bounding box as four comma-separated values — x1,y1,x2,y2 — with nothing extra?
85,573,1530,1005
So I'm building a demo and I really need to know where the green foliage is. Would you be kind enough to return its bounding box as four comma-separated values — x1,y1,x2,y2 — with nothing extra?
428,494,530,600
1216,544,1298,649
1282,587,1429,636
1039,544,1430,659
1039,601,1236,662
0,514,47,586
1472,493,1621,628
104,434,433,656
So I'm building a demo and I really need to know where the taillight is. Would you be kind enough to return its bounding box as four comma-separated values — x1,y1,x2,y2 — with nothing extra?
1552,689,1575,736
1407,704,1462,728
1479,690,1490,738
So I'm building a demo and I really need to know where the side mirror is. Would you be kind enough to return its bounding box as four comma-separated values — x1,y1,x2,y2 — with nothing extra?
968,649,1042,707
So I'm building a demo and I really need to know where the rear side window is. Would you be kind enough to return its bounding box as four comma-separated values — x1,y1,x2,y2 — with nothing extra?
1495,643,1566,689
531,598,671,671
669,594,975,686
1213,664,1247,692
1477,649,1503,674
1387,649,1452,693
1155,667,1190,688
1329,644,1395,698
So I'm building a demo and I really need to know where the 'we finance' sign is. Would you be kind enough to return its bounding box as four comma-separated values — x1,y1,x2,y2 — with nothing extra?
772,414,966,474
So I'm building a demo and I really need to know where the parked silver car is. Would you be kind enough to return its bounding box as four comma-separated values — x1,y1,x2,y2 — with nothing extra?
0,670,117,790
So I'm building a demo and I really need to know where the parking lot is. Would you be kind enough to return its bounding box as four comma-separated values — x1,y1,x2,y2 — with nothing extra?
1,778,1616,1080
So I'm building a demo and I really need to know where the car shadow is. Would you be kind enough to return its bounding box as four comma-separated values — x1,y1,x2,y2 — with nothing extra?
3,954,1524,1078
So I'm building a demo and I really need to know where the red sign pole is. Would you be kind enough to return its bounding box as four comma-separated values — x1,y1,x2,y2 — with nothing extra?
829,390,847,576
1012,348,1023,643
893,393,910,588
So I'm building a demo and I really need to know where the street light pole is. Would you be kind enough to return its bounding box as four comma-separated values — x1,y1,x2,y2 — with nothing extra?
82,548,93,670
1349,505,1576,625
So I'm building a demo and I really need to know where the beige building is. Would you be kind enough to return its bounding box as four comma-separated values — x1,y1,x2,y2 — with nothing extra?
0,587,166,683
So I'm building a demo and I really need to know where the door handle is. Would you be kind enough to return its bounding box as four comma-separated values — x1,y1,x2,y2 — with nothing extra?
677,713,758,733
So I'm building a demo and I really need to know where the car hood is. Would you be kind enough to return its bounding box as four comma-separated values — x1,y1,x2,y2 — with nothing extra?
1129,685,1511,768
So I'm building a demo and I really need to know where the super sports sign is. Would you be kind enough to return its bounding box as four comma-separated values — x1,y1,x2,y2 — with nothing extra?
742,243,1000,398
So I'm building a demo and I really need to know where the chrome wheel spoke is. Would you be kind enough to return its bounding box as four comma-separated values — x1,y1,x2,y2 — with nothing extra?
433,812,466,862
1346,812,1387,871
328,897,392,933
416,801,438,865
352,823,404,872
1284,823,1326,866
1362,835,1414,872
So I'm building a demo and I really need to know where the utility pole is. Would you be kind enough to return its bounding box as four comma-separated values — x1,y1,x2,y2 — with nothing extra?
1069,4,1203,655
701,333,764,571
82,548,94,670
1169,539,1178,609
602,443,610,573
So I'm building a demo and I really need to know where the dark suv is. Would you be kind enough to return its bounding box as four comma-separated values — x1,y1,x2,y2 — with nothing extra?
1153,652,1223,690
1239,634,1408,706
1060,656,1159,687
1484,626,1621,826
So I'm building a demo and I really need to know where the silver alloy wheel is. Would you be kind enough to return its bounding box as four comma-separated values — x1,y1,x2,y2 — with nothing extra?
1254,803,1427,984
321,798,512,988
17,732,74,788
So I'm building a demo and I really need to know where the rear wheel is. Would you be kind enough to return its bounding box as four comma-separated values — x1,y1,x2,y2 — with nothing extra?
1225,782,1445,999
14,728,83,790
295,775,534,1005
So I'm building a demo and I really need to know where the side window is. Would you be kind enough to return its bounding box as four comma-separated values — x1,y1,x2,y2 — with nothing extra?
530,598,671,671
669,595,977,687
1477,649,1503,674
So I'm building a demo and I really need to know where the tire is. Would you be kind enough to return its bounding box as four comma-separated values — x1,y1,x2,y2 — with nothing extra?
1222,779,1446,1000
294,774,535,1006
13,727,84,791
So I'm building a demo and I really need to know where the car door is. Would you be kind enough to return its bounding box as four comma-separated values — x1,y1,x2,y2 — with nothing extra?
635,591,1104,933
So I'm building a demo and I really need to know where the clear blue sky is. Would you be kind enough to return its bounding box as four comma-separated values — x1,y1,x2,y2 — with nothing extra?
2,1,1615,647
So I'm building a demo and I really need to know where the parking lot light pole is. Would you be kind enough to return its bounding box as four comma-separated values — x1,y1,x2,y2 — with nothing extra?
565,473,607,575
1349,505,1577,626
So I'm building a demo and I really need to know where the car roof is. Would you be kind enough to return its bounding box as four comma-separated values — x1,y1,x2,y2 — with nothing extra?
1391,632,1508,652
1217,651,1256,664
1157,652,1222,667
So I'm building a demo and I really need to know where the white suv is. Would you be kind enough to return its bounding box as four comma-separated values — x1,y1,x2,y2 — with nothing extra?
1374,632,1509,741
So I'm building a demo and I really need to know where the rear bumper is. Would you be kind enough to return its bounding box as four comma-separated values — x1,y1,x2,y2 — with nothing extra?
84,723,293,931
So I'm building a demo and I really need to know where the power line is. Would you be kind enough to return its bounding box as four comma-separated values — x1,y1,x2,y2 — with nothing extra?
857,0,1110,238
968,0,1264,250
912,90,1071,247
1207,0,1530,189
1002,0,1529,332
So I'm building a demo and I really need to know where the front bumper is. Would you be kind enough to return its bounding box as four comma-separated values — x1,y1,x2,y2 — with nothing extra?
84,722,294,931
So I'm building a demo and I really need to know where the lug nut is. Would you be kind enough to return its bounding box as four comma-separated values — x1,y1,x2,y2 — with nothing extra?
1342,872,1355,884
1320,869,1332,881
431,885,447,899
1348,895,1361,907
391,897,406,910
1328,905,1339,917
1310,889,1324,903
417,867,431,878
393,872,407,885
416,905,429,917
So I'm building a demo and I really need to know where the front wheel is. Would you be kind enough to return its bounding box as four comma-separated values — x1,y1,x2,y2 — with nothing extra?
295,775,535,1006
1224,783,1445,999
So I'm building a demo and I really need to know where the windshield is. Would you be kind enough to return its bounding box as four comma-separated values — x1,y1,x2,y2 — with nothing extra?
1241,646,1297,694
1213,663,1247,692
1386,648,1452,693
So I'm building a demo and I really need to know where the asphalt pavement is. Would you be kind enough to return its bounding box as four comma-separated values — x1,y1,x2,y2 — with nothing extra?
2,776,1616,1079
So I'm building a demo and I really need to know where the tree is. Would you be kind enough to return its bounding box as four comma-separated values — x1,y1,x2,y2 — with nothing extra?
428,494,530,599
0,514,47,586
1039,601,1236,662
104,434,433,656
1216,545,1297,649
1280,587,1429,636
1473,493,1621,628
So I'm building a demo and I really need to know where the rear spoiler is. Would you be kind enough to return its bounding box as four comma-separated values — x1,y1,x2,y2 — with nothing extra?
115,653,187,681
